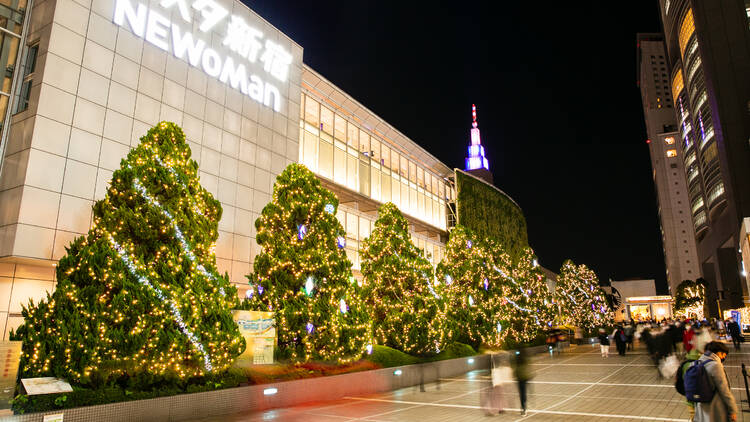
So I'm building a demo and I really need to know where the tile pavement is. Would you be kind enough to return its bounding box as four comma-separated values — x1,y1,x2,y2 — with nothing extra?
187,342,750,421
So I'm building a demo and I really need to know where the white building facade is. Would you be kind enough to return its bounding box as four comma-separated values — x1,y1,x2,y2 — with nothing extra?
0,0,456,339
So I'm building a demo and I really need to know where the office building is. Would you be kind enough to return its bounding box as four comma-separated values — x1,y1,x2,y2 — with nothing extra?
659,0,750,315
637,33,701,294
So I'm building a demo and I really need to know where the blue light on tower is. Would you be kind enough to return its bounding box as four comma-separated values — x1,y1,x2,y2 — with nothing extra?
464,104,489,171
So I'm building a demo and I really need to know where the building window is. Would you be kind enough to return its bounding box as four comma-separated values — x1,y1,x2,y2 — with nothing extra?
15,43,38,113
665,137,675,145
666,149,677,157
679,8,696,57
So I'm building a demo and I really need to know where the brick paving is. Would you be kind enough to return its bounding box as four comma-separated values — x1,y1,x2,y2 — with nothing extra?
189,342,750,421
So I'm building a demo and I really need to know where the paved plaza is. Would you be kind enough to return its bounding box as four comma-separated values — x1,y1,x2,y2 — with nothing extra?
189,342,750,422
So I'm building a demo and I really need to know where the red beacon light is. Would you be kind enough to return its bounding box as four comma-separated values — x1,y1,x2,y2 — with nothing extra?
646,139,651,144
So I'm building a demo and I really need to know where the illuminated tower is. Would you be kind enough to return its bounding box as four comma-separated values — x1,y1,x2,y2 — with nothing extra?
464,104,493,184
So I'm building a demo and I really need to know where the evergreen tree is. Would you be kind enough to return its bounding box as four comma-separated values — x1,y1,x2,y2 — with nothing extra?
674,278,707,319
245,164,370,362
555,260,612,329
15,122,244,384
490,244,555,343
437,226,499,348
359,202,446,355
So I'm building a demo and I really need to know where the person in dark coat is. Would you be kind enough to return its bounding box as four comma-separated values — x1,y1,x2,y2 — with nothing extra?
512,348,531,416
727,317,742,351
613,325,627,356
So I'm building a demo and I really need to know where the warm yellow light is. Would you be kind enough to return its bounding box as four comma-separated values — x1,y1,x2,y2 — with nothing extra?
666,149,677,158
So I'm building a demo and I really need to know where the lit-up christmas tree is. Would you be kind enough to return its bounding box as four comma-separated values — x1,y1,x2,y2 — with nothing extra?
15,122,244,384
245,164,371,363
490,243,555,343
359,202,446,355
437,226,500,348
555,260,612,329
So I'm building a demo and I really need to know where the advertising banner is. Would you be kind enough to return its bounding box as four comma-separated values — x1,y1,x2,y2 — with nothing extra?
232,310,275,364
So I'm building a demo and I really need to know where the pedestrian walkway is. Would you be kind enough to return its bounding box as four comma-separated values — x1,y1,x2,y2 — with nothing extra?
189,342,750,421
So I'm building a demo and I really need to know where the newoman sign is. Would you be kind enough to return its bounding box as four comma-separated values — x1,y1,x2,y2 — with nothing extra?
113,0,292,112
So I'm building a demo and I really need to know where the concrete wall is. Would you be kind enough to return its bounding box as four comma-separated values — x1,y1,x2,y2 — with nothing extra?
4,354,491,422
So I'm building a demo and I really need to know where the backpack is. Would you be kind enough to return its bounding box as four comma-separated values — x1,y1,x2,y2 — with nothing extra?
683,360,715,403
675,359,696,396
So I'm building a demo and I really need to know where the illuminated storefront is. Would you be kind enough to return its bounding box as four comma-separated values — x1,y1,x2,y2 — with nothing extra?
624,296,674,321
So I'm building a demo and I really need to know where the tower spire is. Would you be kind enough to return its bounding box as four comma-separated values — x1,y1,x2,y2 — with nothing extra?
465,104,489,171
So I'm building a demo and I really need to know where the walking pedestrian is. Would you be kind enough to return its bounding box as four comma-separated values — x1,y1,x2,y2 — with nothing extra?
598,328,610,358
481,352,509,415
624,322,635,351
512,348,531,417
613,325,627,356
693,341,738,422
727,317,742,351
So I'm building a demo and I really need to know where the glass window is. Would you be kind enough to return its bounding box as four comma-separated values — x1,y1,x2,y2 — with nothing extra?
381,171,391,203
666,149,677,158
390,150,399,173
304,97,319,126
409,162,417,184
334,143,346,185
347,121,358,149
15,43,37,113
410,187,417,215
320,106,333,134
303,130,318,172
370,138,380,163
359,160,370,197
401,182,409,213
371,167,381,202
346,213,358,239
391,177,400,208
359,129,370,157
334,114,346,141
347,153,358,191
346,247,358,269
382,145,390,169
417,167,424,189
318,137,333,179
418,191,425,217
359,216,370,240
400,155,408,179
336,209,346,229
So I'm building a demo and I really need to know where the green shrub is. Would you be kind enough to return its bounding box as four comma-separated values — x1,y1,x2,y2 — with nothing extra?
365,345,419,368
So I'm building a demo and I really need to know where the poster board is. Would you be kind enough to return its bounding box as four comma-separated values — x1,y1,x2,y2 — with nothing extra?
232,310,275,364
21,377,73,395
0,341,22,406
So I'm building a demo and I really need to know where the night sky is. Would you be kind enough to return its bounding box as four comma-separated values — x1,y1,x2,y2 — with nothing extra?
244,1,669,293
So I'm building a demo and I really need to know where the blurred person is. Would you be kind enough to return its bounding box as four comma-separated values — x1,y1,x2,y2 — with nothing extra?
693,341,738,422
727,317,742,351
685,324,697,353
512,348,531,416
692,325,713,354
624,322,635,351
482,352,509,415
613,325,627,356
598,328,610,358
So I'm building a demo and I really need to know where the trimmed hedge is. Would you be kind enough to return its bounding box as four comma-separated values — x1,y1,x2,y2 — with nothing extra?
455,169,528,258
365,342,476,368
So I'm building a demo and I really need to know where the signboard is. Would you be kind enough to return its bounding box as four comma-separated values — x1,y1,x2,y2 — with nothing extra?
113,0,293,112
21,377,73,395
731,310,742,328
43,414,64,422
0,341,22,406
232,310,275,364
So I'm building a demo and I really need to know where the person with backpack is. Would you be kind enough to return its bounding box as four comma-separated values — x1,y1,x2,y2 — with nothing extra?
676,346,702,421
726,318,742,351
688,341,738,422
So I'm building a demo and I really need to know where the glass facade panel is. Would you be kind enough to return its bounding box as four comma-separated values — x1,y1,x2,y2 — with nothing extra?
371,167,380,201
299,93,453,230
381,171,391,202
304,97,319,126
359,160,370,196
320,106,333,134
333,142,346,185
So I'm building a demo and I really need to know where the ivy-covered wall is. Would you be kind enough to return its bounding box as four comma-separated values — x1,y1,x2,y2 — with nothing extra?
455,169,528,257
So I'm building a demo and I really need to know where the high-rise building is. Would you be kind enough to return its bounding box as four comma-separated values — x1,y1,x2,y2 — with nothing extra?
658,0,750,315
637,33,701,295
